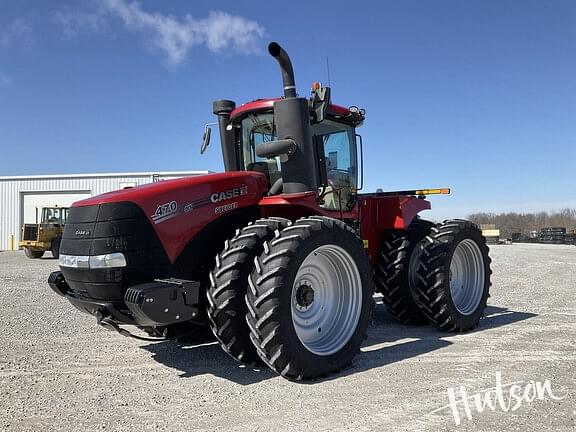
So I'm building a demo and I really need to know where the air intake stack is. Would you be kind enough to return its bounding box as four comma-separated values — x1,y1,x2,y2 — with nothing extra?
266,42,318,194
213,99,237,171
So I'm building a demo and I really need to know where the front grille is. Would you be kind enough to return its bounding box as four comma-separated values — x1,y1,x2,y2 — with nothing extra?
22,224,38,241
59,202,170,301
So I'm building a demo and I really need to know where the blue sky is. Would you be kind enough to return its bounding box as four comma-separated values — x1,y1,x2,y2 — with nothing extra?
0,0,575,219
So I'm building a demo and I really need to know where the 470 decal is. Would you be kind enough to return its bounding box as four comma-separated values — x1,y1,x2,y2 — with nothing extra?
151,200,178,223
150,184,248,223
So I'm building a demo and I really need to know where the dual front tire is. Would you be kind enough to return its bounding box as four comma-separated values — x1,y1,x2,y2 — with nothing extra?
208,216,373,380
246,217,373,380
207,217,290,365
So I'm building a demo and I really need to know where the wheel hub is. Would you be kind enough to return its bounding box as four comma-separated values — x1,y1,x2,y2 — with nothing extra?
295,282,315,310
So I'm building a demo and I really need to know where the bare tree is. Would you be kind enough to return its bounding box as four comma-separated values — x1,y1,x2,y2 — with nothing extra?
468,209,576,238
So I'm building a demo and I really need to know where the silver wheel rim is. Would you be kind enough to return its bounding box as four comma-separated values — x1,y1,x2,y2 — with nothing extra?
449,239,485,315
291,244,363,356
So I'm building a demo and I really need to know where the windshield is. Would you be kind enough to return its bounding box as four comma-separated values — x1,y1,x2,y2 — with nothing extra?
42,207,68,225
313,120,358,190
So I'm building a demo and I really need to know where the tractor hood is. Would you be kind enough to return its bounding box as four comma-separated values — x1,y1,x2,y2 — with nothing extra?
68,171,269,261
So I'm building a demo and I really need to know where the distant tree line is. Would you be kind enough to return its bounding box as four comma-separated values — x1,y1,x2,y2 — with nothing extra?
468,208,576,238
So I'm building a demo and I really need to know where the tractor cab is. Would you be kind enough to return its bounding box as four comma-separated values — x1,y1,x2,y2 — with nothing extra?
206,92,365,212
41,206,69,226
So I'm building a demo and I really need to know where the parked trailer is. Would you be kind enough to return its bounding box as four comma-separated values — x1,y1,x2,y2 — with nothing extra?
539,227,566,244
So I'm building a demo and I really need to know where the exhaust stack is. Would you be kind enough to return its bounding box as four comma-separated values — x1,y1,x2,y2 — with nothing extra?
268,42,296,98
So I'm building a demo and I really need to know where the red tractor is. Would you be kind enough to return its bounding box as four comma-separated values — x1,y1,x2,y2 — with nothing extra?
48,42,491,380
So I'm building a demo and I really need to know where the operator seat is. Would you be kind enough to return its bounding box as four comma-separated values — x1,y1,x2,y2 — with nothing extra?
247,160,282,190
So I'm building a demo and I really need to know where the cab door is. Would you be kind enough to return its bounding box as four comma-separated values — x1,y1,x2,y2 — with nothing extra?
312,120,359,211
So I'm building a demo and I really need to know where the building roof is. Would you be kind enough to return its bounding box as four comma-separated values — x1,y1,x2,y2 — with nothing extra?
0,171,210,181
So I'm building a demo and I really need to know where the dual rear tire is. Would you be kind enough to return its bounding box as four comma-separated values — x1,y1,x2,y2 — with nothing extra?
375,218,434,325
411,220,492,331
377,218,491,331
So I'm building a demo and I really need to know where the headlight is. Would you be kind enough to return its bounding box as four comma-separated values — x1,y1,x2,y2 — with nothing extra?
59,254,89,268
59,253,127,269
89,253,127,269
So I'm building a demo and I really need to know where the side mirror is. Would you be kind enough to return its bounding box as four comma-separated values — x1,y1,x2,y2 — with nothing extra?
200,124,212,154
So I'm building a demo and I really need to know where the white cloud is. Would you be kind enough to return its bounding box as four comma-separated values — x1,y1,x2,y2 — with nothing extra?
53,9,109,38
53,0,266,65
102,0,265,64
0,18,34,49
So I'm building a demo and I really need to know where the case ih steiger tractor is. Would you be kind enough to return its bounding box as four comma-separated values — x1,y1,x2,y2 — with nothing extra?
48,42,491,380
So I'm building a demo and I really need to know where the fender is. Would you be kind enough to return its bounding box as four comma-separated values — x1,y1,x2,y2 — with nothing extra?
359,195,431,264
259,191,359,220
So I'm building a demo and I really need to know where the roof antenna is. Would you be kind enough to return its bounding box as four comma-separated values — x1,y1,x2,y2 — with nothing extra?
326,56,331,87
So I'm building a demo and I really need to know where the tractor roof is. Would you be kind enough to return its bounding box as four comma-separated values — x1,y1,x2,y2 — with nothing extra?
230,98,364,126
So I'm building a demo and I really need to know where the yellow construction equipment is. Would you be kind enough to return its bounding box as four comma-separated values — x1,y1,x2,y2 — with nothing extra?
19,207,69,259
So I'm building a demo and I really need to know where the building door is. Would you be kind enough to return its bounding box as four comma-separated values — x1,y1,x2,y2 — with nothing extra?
20,191,91,233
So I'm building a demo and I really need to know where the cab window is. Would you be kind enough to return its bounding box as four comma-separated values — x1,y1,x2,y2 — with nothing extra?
241,113,282,187
42,208,68,225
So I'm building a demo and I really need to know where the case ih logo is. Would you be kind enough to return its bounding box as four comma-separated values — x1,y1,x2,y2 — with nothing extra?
151,200,178,224
210,185,248,204
178,185,248,217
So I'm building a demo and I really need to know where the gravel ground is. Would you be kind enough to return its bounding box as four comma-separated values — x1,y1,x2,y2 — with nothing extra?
0,243,575,431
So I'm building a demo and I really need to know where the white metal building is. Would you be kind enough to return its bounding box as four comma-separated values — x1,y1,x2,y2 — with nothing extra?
0,171,208,251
